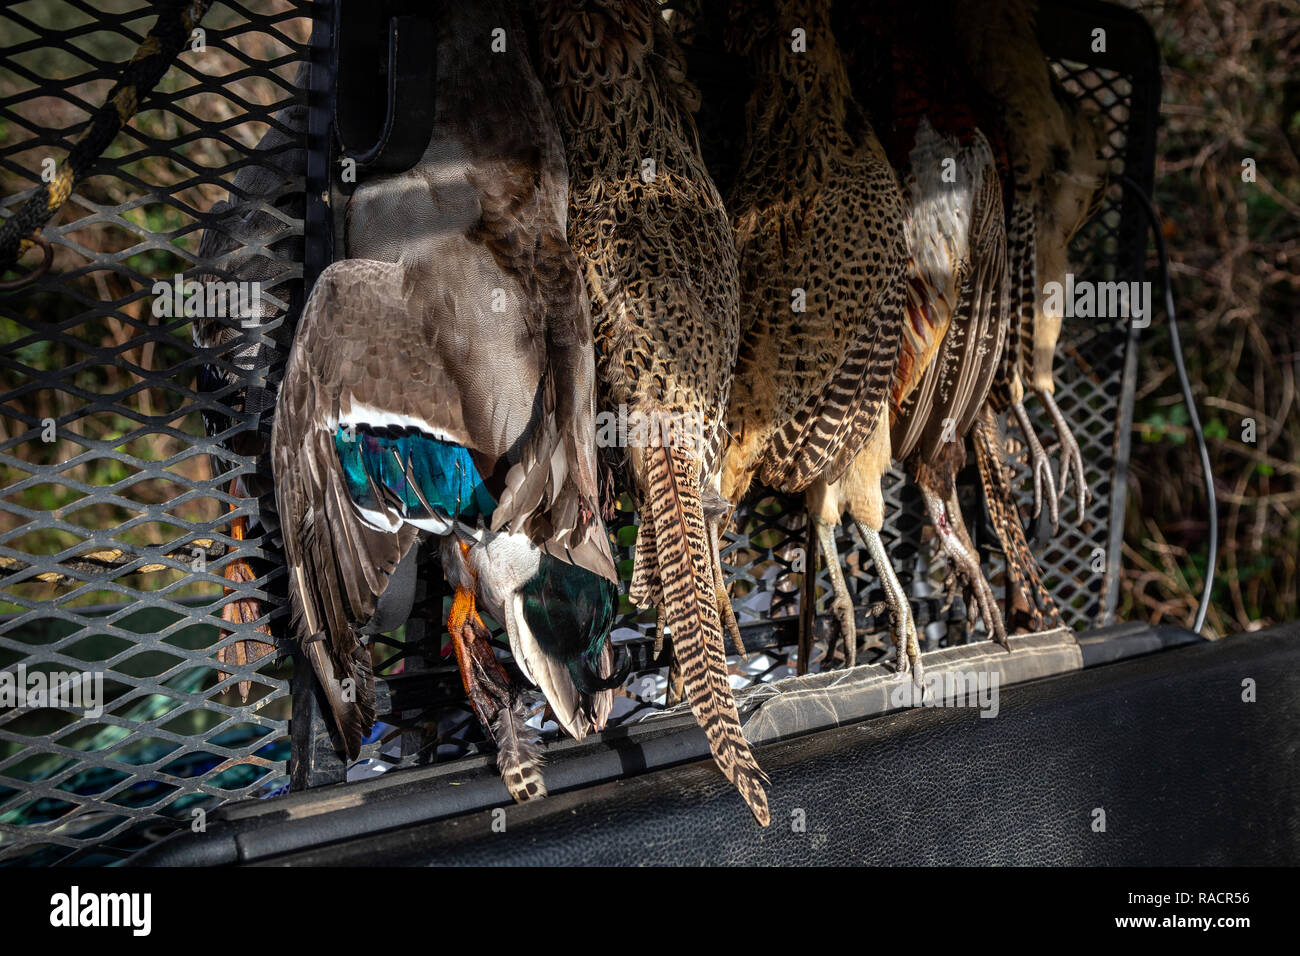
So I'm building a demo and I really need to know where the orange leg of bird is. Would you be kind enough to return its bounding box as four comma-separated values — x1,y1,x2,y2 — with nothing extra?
445,544,511,734
217,497,273,702
446,586,492,730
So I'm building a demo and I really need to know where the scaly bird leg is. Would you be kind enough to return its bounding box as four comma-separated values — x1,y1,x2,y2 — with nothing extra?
709,519,747,660
649,602,688,706
796,513,820,676
973,406,1066,634
854,520,923,690
920,483,1009,648
216,500,273,702
1037,388,1090,523
1011,401,1060,532
945,488,1011,650
813,516,856,669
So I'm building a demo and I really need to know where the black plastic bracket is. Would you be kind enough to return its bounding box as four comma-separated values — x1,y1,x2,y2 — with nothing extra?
332,2,438,178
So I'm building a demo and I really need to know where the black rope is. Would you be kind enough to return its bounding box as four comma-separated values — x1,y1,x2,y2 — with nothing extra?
0,0,216,276
1119,173,1218,634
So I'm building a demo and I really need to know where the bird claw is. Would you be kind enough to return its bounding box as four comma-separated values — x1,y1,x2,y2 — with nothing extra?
1057,431,1090,521
1033,454,1060,531
1040,390,1091,524
1013,402,1059,533
832,596,856,670
893,621,925,700
938,565,959,615
652,607,668,659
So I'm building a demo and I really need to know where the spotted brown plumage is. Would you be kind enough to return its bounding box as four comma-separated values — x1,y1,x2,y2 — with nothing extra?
796,0,1009,664
716,0,913,680
274,1,617,802
717,2,913,676
535,0,769,825
721,0,908,510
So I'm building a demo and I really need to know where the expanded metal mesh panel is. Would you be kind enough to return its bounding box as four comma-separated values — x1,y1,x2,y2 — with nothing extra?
0,0,310,865
986,58,1144,626
0,0,1157,863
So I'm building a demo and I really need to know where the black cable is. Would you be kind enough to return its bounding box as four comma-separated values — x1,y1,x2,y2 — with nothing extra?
1119,173,1217,634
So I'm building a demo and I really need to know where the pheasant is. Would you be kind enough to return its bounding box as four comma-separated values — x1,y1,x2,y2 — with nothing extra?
715,0,912,678
792,0,1013,661
273,0,620,803
1026,83,1109,502
968,81,1106,633
535,0,769,824
193,64,308,699
954,0,1106,529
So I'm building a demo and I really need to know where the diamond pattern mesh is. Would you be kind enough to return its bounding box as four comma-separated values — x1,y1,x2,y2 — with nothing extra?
0,0,1155,864
1,0,310,865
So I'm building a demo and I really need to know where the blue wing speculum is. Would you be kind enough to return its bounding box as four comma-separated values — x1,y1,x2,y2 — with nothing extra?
333,425,496,525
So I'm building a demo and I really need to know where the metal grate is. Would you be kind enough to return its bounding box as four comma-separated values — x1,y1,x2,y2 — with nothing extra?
0,0,1159,864
0,0,311,865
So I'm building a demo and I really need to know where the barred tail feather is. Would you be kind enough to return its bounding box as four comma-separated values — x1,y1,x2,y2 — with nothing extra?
972,406,1064,629
643,445,770,825
493,696,547,803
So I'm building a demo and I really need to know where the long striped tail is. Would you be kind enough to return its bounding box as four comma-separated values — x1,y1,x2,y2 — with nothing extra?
642,444,770,826
971,405,1065,632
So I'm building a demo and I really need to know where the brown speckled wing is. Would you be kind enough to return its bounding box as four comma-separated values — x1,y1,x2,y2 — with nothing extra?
893,156,1009,464
272,261,425,758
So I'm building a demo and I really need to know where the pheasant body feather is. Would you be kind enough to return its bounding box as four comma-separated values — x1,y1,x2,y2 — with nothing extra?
537,0,768,823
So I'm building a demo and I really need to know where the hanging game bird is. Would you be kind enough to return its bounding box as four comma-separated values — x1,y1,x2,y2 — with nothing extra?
953,0,1107,530
716,0,914,679
535,0,770,824
961,78,1105,636
795,0,1014,659
273,0,620,803
1025,82,1109,500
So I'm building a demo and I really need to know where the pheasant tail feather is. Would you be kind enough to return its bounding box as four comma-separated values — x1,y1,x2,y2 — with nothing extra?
643,444,770,825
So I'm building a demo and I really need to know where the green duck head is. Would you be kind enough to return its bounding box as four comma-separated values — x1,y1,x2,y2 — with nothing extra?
518,553,624,694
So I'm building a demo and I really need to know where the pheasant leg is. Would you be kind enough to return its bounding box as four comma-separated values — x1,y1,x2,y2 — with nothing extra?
813,516,856,669
1038,388,1090,523
854,520,923,689
710,520,747,659
920,483,1009,647
1011,401,1060,532
796,513,820,675
972,406,1066,633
